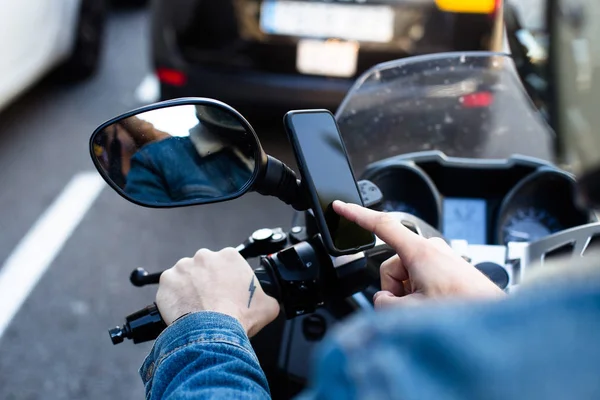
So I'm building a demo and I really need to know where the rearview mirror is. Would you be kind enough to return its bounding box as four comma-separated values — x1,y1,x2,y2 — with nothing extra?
90,99,264,207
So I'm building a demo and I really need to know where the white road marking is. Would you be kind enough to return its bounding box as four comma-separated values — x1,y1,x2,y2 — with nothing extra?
135,74,160,104
0,172,105,340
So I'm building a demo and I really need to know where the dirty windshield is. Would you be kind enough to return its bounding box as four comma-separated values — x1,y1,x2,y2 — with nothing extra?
336,52,553,175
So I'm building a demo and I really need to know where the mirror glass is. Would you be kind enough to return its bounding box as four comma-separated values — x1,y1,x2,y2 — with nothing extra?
91,103,258,206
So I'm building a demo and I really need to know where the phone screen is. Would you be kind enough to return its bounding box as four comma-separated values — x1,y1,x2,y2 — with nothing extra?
285,111,375,254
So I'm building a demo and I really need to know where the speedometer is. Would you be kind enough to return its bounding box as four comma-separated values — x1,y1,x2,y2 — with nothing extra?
380,200,419,216
502,207,562,244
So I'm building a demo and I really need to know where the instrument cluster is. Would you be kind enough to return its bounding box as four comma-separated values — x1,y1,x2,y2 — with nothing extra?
362,156,592,246
495,169,590,245
367,164,442,229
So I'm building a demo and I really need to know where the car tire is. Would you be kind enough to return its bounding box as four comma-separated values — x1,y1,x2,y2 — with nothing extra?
56,0,107,81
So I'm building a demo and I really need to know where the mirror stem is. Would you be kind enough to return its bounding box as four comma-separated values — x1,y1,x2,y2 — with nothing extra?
255,156,309,211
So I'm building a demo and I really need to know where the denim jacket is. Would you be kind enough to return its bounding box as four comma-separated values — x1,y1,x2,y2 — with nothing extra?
125,137,252,204
141,275,600,400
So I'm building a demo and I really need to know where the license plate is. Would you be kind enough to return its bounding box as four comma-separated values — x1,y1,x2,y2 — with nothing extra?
296,39,359,78
260,1,395,43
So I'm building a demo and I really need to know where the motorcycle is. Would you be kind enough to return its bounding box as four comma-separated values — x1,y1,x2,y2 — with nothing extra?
89,52,600,398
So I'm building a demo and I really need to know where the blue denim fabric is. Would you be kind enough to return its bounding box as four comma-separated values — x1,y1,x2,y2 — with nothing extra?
140,312,271,400
125,137,252,204
299,278,600,400
142,278,600,400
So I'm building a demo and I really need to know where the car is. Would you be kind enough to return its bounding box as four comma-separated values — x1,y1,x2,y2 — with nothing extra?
0,0,106,112
151,0,501,112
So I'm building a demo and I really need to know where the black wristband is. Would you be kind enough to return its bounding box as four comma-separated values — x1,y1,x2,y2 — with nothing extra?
171,312,192,324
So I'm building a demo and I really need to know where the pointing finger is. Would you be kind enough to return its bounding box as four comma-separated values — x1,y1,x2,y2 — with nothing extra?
333,201,424,263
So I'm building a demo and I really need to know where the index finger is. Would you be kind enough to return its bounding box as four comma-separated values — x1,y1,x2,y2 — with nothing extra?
332,201,425,262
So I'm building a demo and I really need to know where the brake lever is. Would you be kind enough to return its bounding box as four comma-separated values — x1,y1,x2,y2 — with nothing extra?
130,268,161,287
128,228,291,288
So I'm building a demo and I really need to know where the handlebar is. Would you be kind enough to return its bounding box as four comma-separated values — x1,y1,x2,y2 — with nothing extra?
107,180,384,345
109,265,279,345
109,232,371,345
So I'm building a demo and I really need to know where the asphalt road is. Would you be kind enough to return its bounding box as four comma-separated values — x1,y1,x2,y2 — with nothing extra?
0,6,551,400
0,9,293,400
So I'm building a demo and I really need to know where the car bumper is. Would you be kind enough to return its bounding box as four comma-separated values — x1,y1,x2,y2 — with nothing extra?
160,66,355,112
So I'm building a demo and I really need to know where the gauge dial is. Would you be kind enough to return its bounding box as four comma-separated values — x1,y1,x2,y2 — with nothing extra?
380,200,419,216
502,207,562,244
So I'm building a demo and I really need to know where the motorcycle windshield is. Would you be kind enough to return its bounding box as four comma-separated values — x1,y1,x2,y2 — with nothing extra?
336,52,553,175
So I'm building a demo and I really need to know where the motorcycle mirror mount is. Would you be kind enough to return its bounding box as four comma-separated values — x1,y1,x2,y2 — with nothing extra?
89,97,309,210
254,155,309,211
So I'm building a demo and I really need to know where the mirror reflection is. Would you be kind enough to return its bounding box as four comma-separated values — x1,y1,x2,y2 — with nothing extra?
92,104,257,205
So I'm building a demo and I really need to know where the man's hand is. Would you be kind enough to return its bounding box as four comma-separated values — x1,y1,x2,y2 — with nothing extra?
156,248,280,337
333,201,505,308
120,116,171,147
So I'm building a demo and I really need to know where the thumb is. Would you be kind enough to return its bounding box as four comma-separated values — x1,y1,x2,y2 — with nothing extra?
373,291,426,309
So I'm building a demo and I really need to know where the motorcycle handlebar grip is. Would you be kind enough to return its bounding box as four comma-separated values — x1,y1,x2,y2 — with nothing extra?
109,303,167,345
109,266,281,345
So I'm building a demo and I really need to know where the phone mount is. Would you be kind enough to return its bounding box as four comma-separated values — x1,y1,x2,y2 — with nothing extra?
254,155,383,212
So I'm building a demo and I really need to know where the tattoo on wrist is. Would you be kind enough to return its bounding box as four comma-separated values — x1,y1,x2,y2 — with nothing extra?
248,276,257,308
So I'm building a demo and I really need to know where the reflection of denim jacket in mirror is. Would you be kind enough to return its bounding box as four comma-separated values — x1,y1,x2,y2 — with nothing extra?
140,273,600,399
124,136,253,204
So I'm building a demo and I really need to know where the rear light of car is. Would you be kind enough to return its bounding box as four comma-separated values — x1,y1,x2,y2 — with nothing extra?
156,68,187,87
461,92,494,108
491,0,503,18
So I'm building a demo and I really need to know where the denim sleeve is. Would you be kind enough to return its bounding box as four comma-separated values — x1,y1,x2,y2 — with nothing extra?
295,338,356,400
125,150,172,204
140,311,271,400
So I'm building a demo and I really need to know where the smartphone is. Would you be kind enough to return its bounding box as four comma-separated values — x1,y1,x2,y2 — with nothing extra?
284,110,376,256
